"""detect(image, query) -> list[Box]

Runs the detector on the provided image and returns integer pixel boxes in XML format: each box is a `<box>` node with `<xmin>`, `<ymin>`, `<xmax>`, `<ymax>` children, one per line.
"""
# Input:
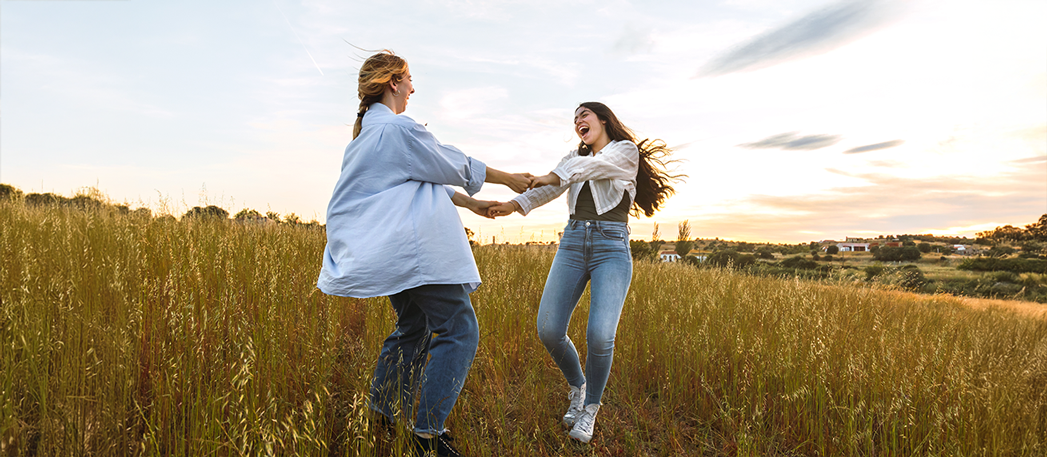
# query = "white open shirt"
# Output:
<box><xmin>512</xmin><ymin>140</ymin><xmax>639</xmax><ymax>217</ymax></box>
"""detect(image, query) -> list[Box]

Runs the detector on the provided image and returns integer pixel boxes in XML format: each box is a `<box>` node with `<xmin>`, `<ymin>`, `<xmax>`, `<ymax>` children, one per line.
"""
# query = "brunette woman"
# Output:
<box><xmin>488</xmin><ymin>102</ymin><xmax>678</xmax><ymax>443</ymax></box>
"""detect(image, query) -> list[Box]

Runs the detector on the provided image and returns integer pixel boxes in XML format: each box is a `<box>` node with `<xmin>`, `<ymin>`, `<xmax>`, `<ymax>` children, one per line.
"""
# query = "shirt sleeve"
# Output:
<box><xmin>551</xmin><ymin>141</ymin><xmax>638</xmax><ymax>185</ymax></box>
<box><xmin>511</xmin><ymin>181</ymin><xmax>569</xmax><ymax>216</ymax></box>
<box><xmin>401</xmin><ymin>123</ymin><xmax>487</xmax><ymax>196</ymax></box>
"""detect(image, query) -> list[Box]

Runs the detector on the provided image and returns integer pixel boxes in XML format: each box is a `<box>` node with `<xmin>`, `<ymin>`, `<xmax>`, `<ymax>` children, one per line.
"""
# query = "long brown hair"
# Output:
<box><xmin>576</xmin><ymin>102</ymin><xmax>683</xmax><ymax>218</ymax></box>
<box><xmin>353</xmin><ymin>50</ymin><xmax>408</xmax><ymax>139</ymax></box>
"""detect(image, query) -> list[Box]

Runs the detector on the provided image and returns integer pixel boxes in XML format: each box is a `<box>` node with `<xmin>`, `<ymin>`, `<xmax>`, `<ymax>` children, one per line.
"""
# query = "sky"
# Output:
<box><xmin>2</xmin><ymin>0</ymin><xmax>1045</xmax><ymax>244</ymax></box>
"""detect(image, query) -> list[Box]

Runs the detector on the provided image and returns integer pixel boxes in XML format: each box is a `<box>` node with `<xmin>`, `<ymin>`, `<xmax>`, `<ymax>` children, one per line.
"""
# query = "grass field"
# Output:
<box><xmin>2</xmin><ymin>201</ymin><xmax>1047</xmax><ymax>456</ymax></box>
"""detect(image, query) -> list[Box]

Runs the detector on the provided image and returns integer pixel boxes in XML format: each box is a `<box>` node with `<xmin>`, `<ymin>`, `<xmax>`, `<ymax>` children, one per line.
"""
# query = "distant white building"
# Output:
<box><xmin>837</xmin><ymin>242</ymin><xmax>871</xmax><ymax>252</ymax></box>
<box><xmin>659</xmin><ymin>251</ymin><xmax>681</xmax><ymax>262</ymax></box>
<box><xmin>953</xmin><ymin>245</ymin><xmax>976</xmax><ymax>255</ymax></box>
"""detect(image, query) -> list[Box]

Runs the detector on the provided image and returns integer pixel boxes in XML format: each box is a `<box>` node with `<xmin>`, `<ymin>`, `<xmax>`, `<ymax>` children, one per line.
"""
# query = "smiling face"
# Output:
<box><xmin>574</xmin><ymin>106</ymin><xmax>611</xmax><ymax>152</ymax></box>
<box><xmin>391</xmin><ymin>67</ymin><xmax>414</xmax><ymax>114</ymax></box>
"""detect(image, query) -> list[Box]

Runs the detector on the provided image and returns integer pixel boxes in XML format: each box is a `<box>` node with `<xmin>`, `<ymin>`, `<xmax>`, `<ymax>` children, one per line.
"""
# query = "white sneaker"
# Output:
<box><xmin>568</xmin><ymin>404</ymin><xmax>600</xmax><ymax>443</ymax></box>
<box><xmin>562</xmin><ymin>383</ymin><xmax>586</xmax><ymax>427</ymax></box>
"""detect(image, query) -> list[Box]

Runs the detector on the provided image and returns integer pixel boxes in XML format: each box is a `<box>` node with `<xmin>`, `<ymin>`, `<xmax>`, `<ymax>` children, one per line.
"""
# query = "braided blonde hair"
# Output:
<box><xmin>353</xmin><ymin>50</ymin><xmax>408</xmax><ymax>138</ymax></box>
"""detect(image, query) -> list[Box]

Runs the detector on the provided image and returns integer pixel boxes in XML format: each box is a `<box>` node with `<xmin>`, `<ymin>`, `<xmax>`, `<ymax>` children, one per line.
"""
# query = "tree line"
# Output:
<box><xmin>976</xmin><ymin>214</ymin><xmax>1047</xmax><ymax>243</ymax></box>
<box><xmin>0</xmin><ymin>183</ymin><xmax>319</xmax><ymax>227</ymax></box>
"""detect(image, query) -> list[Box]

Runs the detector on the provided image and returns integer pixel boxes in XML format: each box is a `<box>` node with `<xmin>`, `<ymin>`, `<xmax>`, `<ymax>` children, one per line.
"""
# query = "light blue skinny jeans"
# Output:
<box><xmin>537</xmin><ymin>219</ymin><xmax>632</xmax><ymax>407</ymax></box>
<box><xmin>369</xmin><ymin>284</ymin><xmax>479</xmax><ymax>435</ymax></box>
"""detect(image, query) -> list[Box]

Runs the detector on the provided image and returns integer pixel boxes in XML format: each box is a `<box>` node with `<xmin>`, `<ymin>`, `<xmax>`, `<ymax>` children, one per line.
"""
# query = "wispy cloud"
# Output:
<box><xmin>611</xmin><ymin>25</ymin><xmax>655</xmax><ymax>57</ymax></box>
<box><xmin>698</xmin><ymin>0</ymin><xmax>901</xmax><ymax>77</ymax></box>
<box><xmin>867</xmin><ymin>160</ymin><xmax>904</xmax><ymax>168</ymax></box>
<box><xmin>679</xmin><ymin>164</ymin><xmax>1046</xmax><ymax>242</ymax></box>
<box><xmin>1011</xmin><ymin>155</ymin><xmax>1047</xmax><ymax>164</ymax></box>
<box><xmin>739</xmin><ymin>132</ymin><xmax>842</xmax><ymax>150</ymax></box>
<box><xmin>844</xmin><ymin>139</ymin><xmax>905</xmax><ymax>154</ymax></box>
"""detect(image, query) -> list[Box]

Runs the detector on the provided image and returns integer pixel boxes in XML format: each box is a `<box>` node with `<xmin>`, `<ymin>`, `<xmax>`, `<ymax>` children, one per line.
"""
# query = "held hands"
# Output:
<box><xmin>528</xmin><ymin>173</ymin><xmax>560</xmax><ymax>189</ymax></box>
<box><xmin>503</xmin><ymin>172</ymin><xmax>536</xmax><ymax>194</ymax></box>
<box><xmin>466</xmin><ymin>199</ymin><xmax>502</xmax><ymax>219</ymax></box>
<box><xmin>486</xmin><ymin>201</ymin><xmax>519</xmax><ymax>218</ymax></box>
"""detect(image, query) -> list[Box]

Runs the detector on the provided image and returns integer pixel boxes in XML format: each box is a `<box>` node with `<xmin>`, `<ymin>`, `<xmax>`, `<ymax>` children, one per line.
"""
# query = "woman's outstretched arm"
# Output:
<box><xmin>535</xmin><ymin>141</ymin><xmax>638</xmax><ymax>188</ymax></box>
<box><xmin>485</xmin><ymin>167</ymin><xmax>535</xmax><ymax>194</ymax></box>
<box><xmin>450</xmin><ymin>189</ymin><xmax>501</xmax><ymax>219</ymax></box>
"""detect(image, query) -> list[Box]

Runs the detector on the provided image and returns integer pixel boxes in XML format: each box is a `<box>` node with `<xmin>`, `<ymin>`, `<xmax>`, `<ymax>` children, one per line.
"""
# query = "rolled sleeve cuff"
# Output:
<box><xmin>444</xmin><ymin>185</ymin><xmax>456</xmax><ymax>199</ymax></box>
<box><xmin>465</xmin><ymin>157</ymin><xmax>486</xmax><ymax>196</ymax></box>
<box><xmin>511</xmin><ymin>196</ymin><xmax>533</xmax><ymax>216</ymax></box>
<box><xmin>552</xmin><ymin>167</ymin><xmax>571</xmax><ymax>185</ymax></box>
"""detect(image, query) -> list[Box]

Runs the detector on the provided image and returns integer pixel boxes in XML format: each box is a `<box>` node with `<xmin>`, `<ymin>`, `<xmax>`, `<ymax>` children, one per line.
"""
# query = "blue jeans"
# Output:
<box><xmin>369</xmin><ymin>284</ymin><xmax>479</xmax><ymax>435</ymax></box>
<box><xmin>537</xmin><ymin>220</ymin><xmax>632</xmax><ymax>406</ymax></box>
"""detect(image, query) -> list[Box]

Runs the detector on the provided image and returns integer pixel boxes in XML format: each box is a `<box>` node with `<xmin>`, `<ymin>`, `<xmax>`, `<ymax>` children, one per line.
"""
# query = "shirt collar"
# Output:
<box><xmin>363</xmin><ymin>102</ymin><xmax>394</xmax><ymax>124</ymax></box>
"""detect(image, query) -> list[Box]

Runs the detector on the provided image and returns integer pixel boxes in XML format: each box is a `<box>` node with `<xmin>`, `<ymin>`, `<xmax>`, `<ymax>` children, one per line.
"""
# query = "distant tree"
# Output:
<box><xmin>25</xmin><ymin>193</ymin><xmax>64</xmax><ymax>206</ymax></box>
<box><xmin>675</xmin><ymin>220</ymin><xmax>693</xmax><ymax>258</ymax></box>
<box><xmin>812</xmin><ymin>252</ymin><xmax>821</xmax><ymax>261</ymax></box>
<box><xmin>706</xmin><ymin>249</ymin><xmax>756</xmax><ymax>269</ymax></box>
<box><xmin>1025</xmin><ymin>214</ymin><xmax>1047</xmax><ymax>241</ymax></box>
<box><xmin>902</xmin><ymin>240</ymin><xmax>916</xmax><ymax>247</ymax></box>
<box><xmin>630</xmin><ymin>240</ymin><xmax>654</xmax><ymax>261</ymax></box>
<box><xmin>235</xmin><ymin>208</ymin><xmax>263</xmax><ymax>221</ymax></box>
<box><xmin>826</xmin><ymin>245</ymin><xmax>840</xmax><ymax>255</ymax></box>
<box><xmin>978</xmin><ymin>224</ymin><xmax>1025</xmax><ymax>243</ymax></box>
<box><xmin>0</xmin><ymin>183</ymin><xmax>23</xmax><ymax>200</ymax></box>
<box><xmin>266</xmin><ymin>211</ymin><xmax>281</xmax><ymax>221</ymax></box>
<box><xmin>809</xmin><ymin>241</ymin><xmax>820</xmax><ymax>250</ymax></box>
<box><xmin>649</xmin><ymin>222</ymin><xmax>663</xmax><ymax>253</ymax></box>
<box><xmin>184</xmin><ymin>205</ymin><xmax>229</xmax><ymax>220</ymax></box>
<box><xmin>735</xmin><ymin>242</ymin><xmax>754</xmax><ymax>252</ymax></box>
<box><xmin>754</xmin><ymin>247</ymin><xmax>775</xmax><ymax>260</ymax></box>
<box><xmin>917</xmin><ymin>243</ymin><xmax>932</xmax><ymax>254</ymax></box>
<box><xmin>283</xmin><ymin>213</ymin><xmax>301</xmax><ymax>225</ymax></box>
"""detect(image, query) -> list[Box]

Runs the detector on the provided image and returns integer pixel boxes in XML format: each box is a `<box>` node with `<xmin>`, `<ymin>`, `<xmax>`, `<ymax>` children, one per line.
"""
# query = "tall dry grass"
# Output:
<box><xmin>2</xmin><ymin>200</ymin><xmax>1046</xmax><ymax>456</ymax></box>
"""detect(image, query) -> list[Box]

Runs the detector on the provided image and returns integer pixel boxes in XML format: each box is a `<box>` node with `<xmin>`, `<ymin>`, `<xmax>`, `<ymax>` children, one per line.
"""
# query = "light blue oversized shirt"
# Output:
<box><xmin>317</xmin><ymin>103</ymin><xmax>487</xmax><ymax>298</ymax></box>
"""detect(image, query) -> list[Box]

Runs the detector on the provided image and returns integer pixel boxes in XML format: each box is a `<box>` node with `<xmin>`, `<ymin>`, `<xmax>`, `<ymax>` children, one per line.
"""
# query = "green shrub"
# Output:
<box><xmin>873</xmin><ymin>246</ymin><xmax>922</xmax><ymax>261</ymax></box>
<box><xmin>705</xmin><ymin>249</ymin><xmax>756</xmax><ymax>268</ymax></box>
<box><xmin>864</xmin><ymin>264</ymin><xmax>886</xmax><ymax>281</ymax></box>
<box><xmin>958</xmin><ymin>257</ymin><xmax>1047</xmax><ymax>274</ymax></box>
<box><xmin>780</xmin><ymin>256</ymin><xmax>818</xmax><ymax>270</ymax></box>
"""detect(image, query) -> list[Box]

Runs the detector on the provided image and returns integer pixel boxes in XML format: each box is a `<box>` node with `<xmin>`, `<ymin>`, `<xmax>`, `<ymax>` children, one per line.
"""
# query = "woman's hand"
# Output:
<box><xmin>467</xmin><ymin>200</ymin><xmax>502</xmax><ymax>219</ymax></box>
<box><xmin>503</xmin><ymin>172</ymin><xmax>535</xmax><ymax>193</ymax></box>
<box><xmin>452</xmin><ymin>191</ymin><xmax>500</xmax><ymax>219</ymax></box>
<box><xmin>529</xmin><ymin>173</ymin><xmax>561</xmax><ymax>189</ymax></box>
<box><xmin>486</xmin><ymin>201</ymin><xmax>520</xmax><ymax>218</ymax></box>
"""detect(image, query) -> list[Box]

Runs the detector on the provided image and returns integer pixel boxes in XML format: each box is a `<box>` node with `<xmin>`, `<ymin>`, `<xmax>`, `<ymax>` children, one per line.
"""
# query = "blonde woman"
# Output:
<box><xmin>317</xmin><ymin>50</ymin><xmax>532</xmax><ymax>457</ymax></box>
